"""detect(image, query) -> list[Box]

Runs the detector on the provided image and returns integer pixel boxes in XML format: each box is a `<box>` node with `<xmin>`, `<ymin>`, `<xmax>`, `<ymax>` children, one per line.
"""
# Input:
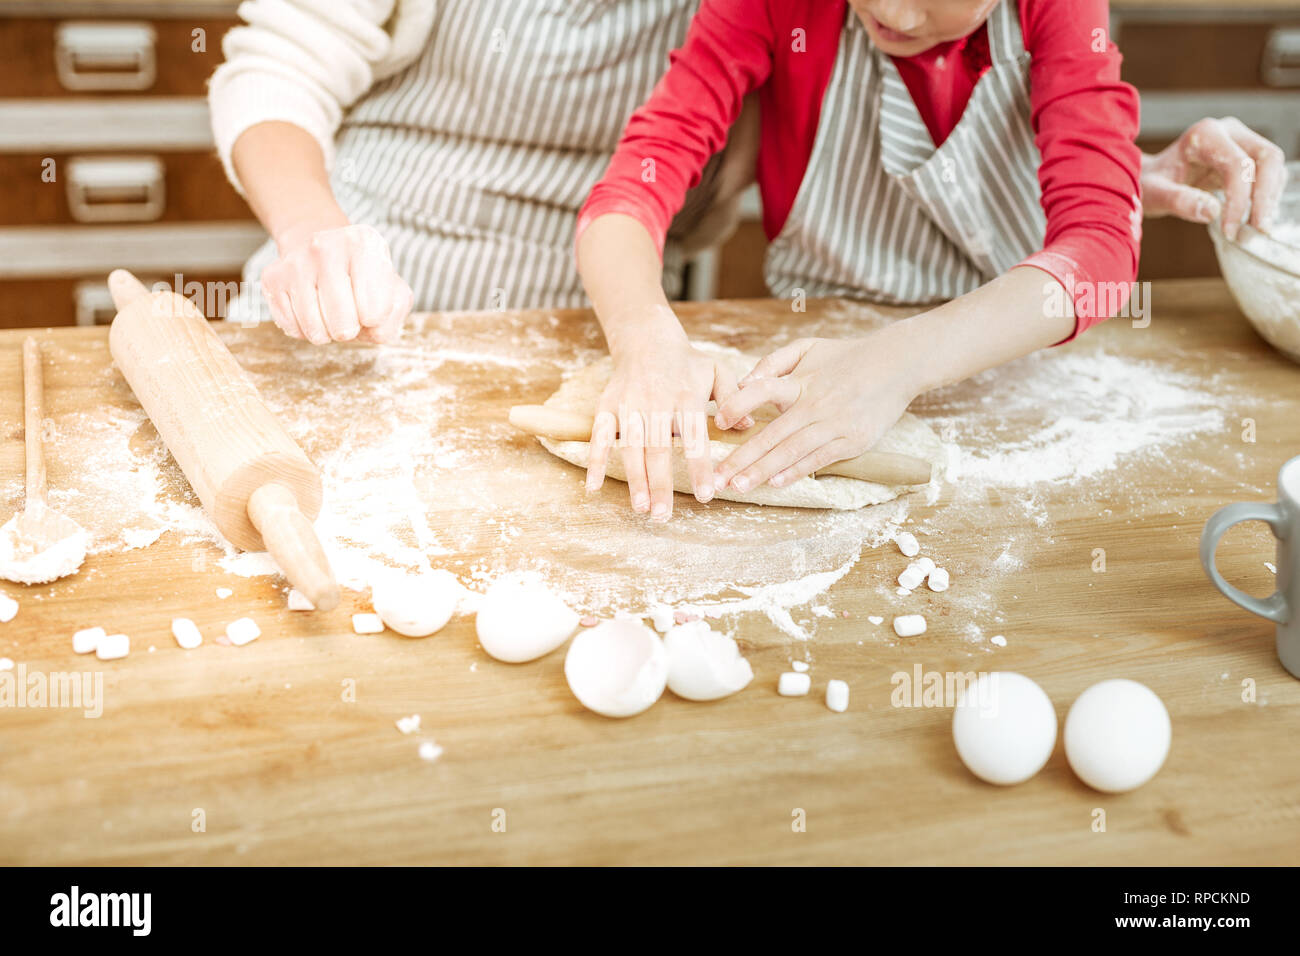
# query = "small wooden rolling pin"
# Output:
<box><xmin>107</xmin><ymin>270</ymin><xmax>340</xmax><ymax>611</ymax></box>
<box><xmin>509</xmin><ymin>404</ymin><xmax>932</xmax><ymax>486</ymax></box>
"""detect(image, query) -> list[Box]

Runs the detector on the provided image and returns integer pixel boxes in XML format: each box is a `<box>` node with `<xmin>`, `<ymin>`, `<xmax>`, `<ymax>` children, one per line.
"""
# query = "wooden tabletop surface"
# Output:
<box><xmin>0</xmin><ymin>277</ymin><xmax>1297</xmax><ymax>865</ymax></box>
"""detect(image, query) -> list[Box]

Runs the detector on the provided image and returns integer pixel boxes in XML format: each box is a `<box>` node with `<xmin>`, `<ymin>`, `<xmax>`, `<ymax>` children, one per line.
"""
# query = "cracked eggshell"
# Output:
<box><xmin>372</xmin><ymin>569</ymin><xmax>463</xmax><ymax>638</ymax></box>
<box><xmin>476</xmin><ymin>572</ymin><xmax>579</xmax><ymax>662</ymax></box>
<box><xmin>663</xmin><ymin>620</ymin><xmax>753</xmax><ymax>701</ymax></box>
<box><xmin>564</xmin><ymin>618</ymin><xmax>668</xmax><ymax>718</ymax></box>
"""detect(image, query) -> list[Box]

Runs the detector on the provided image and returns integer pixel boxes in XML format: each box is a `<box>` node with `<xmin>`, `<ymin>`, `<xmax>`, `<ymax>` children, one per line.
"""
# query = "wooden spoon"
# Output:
<box><xmin>0</xmin><ymin>338</ymin><xmax>89</xmax><ymax>584</ymax></box>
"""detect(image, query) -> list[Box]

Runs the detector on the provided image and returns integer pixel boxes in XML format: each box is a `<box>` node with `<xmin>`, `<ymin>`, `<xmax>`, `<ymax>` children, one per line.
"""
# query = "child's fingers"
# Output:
<box><xmin>732</xmin><ymin>422</ymin><xmax>835</xmax><ymax>492</ymax></box>
<box><xmin>769</xmin><ymin>437</ymin><xmax>856</xmax><ymax>489</ymax></box>
<box><xmin>678</xmin><ymin>406</ymin><xmax>714</xmax><ymax>503</ymax></box>
<box><xmin>585</xmin><ymin>409</ymin><xmax>617</xmax><ymax>492</ymax></box>
<box><xmin>740</xmin><ymin>339</ymin><xmax>812</xmax><ymax>385</ymax></box>
<box><xmin>715</xmin><ymin>376</ymin><xmax>800</xmax><ymax>428</ymax></box>
<box><xmin>713</xmin><ymin>410</ymin><xmax>802</xmax><ymax>490</ymax></box>
<box><xmin>619</xmin><ymin>409</ymin><xmax>651</xmax><ymax>514</ymax></box>
<box><xmin>711</xmin><ymin>363</ymin><xmax>752</xmax><ymax>431</ymax></box>
<box><xmin>645</xmin><ymin>442</ymin><xmax>674</xmax><ymax>520</ymax></box>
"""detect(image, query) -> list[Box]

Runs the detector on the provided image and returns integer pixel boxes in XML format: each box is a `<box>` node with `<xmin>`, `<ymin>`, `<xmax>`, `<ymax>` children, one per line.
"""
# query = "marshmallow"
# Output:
<box><xmin>171</xmin><ymin>618</ymin><xmax>202</xmax><ymax>649</ymax></box>
<box><xmin>893</xmin><ymin>614</ymin><xmax>927</xmax><ymax>637</ymax></box>
<box><xmin>928</xmin><ymin>567</ymin><xmax>950</xmax><ymax>592</ymax></box>
<box><xmin>826</xmin><ymin>679</ymin><xmax>849</xmax><ymax>713</ymax></box>
<box><xmin>96</xmin><ymin>633</ymin><xmax>130</xmax><ymax>660</ymax></box>
<box><xmin>287</xmin><ymin>589</ymin><xmax>314</xmax><ymax>611</ymax></box>
<box><xmin>227</xmin><ymin>618</ymin><xmax>261</xmax><ymax>646</ymax></box>
<box><xmin>778</xmin><ymin>672</ymin><xmax>812</xmax><ymax>696</ymax></box>
<box><xmin>73</xmin><ymin>626</ymin><xmax>106</xmax><ymax>654</ymax></box>
<box><xmin>352</xmin><ymin>613</ymin><xmax>384</xmax><ymax>635</ymax></box>
<box><xmin>895</xmin><ymin>532</ymin><xmax>919</xmax><ymax>557</ymax></box>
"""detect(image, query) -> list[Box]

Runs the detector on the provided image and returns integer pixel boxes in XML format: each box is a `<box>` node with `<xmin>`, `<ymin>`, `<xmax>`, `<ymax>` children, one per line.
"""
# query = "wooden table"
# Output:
<box><xmin>0</xmin><ymin>278</ymin><xmax>1297</xmax><ymax>865</ymax></box>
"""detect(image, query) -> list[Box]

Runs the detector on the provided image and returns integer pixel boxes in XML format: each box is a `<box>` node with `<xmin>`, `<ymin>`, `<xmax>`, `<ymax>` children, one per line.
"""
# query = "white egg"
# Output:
<box><xmin>1065</xmin><ymin>679</ymin><xmax>1171</xmax><ymax>793</ymax></box>
<box><xmin>663</xmin><ymin>620</ymin><xmax>753</xmax><ymax>701</ymax></box>
<box><xmin>475</xmin><ymin>573</ymin><xmax>579</xmax><ymax>662</ymax></box>
<box><xmin>564</xmin><ymin>618</ymin><xmax>668</xmax><ymax>718</ymax></box>
<box><xmin>952</xmin><ymin>672</ymin><xmax>1057</xmax><ymax>786</ymax></box>
<box><xmin>371</xmin><ymin>569</ymin><xmax>463</xmax><ymax>638</ymax></box>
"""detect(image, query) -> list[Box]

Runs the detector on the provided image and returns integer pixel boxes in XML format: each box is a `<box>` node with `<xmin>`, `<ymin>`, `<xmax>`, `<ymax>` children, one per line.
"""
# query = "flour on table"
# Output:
<box><xmin>11</xmin><ymin>308</ymin><xmax>1236</xmax><ymax>650</ymax></box>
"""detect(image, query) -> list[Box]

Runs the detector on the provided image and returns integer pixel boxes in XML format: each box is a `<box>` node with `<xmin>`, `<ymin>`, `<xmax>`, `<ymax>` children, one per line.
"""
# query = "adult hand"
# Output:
<box><xmin>261</xmin><ymin>222</ymin><xmax>414</xmax><ymax>344</ymax></box>
<box><xmin>1141</xmin><ymin>117</ymin><xmax>1288</xmax><ymax>239</ymax></box>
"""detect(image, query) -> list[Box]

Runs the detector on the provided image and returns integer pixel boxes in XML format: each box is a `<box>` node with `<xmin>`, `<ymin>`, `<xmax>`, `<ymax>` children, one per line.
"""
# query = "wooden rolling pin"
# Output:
<box><xmin>509</xmin><ymin>404</ymin><xmax>932</xmax><ymax>486</ymax></box>
<box><xmin>107</xmin><ymin>270</ymin><xmax>340</xmax><ymax>611</ymax></box>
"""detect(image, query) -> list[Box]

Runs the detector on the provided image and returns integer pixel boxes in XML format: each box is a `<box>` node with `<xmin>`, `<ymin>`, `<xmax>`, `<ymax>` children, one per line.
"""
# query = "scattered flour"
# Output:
<box><xmin>9</xmin><ymin>310</ymin><xmax>1235</xmax><ymax>650</ymax></box>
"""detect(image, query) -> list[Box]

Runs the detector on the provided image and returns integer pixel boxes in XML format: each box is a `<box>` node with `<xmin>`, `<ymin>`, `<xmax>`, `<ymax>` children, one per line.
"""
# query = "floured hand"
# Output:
<box><xmin>1141</xmin><ymin>118</ymin><xmax>1288</xmax><ymax>238</ymax></box>
<box><xmin>587</xmin><ymin>317</ymin><xmax>748</xmax><ymax>520</ymax></box>
<box><xmin>713</xmin><ymin>331</ymin><xmax>918</xmax><ymax>494</ymax></box>
<box><xmin>261</xmin><ymin>223</ymin><xmax>414</xmax><ymax>345</ymax></box>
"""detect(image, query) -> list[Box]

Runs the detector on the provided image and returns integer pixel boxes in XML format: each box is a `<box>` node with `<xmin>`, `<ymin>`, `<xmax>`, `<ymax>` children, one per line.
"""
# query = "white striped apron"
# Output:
<box><xmin>232</xmin><ymin>0</ymin><xmax>697</xmax><ymax>323</ymax></box>
<box><xmin>765</xmin><ymin>0</ymin><xmax>1045</xmax><ymax>305</ymax></box>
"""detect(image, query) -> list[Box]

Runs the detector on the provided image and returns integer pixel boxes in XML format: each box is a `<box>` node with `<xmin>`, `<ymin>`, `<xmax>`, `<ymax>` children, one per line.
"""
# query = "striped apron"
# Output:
<box><xmin>765</xmin><ymin>0</ymin><xmax>1045</xmax><ymax>305</ymax></box>
<box><xmin>231</xmin><ymin>0</ymin><xmax>698</xmax><ymax>323</ymax></box>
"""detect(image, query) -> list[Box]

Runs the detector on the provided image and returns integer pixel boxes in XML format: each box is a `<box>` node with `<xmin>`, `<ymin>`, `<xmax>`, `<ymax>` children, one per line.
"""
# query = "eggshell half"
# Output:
<box><xmin>476</xmin><ymin>573</ymin><xmax>579</xmax><ymax>662</ymax></box>
<box><xmin>663</xmin><ymin>620</ymin><xmax>753</xmax><ymax>701</ymax></box>
<box><xmin>372</xmin><ymin>569</ymin><xmax>463</xmax><ymax>638</ymax></box>
<box><xmin>564</xmin><ymin>618</ymin><xmax>668</xmax><ymax>717</ymax></box>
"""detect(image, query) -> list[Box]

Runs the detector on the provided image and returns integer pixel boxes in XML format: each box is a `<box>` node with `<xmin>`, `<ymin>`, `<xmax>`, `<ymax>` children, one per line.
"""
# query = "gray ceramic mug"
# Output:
<box><xmin>1200</xmin><ymin>455</ymin><xmax>1298</xmax><ymax>679</ymax></box>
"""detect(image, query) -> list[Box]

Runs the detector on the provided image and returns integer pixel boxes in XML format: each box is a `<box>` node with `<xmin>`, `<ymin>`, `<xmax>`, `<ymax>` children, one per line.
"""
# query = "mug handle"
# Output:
<box><xmin>1200</xmin><ymin>502</ymin><xmax>1291</xmax><ymax>624</ymax></box>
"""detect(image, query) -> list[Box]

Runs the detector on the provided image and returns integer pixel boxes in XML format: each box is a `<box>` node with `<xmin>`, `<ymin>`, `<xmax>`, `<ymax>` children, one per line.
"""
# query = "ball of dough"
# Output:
<box><xmin>952</xmin><ymin>672</ymin><xmax>1057</xmax><ymax>786</ymax></box>
<box><xmin>371</xmin><ymin>569</ymin><xmax>462</xmax><ymax>638</ymax></box>
<box><xmin>564</xmin><ymin>618</ymin><xmax>668</xmax><ymax>718</ymax></box>
<box><xmin>1064</xmin><ymin>679</ymin><xmax>1171</xmax><ymax>793</ymax></box>
<box><xmin>475</xmin><ymin>573</ymin><xmax>579</xmax><ymax>663</ymax></box>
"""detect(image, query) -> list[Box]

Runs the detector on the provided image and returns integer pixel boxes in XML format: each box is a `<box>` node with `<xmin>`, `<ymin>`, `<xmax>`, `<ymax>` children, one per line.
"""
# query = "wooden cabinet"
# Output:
<box><xmin>0</xmin><ymin>2</ymin><xmax>263</xmax><ymax>328</ymax></box>
<box><xmin>0</xmin><ymin>15</ymin><xmax>235</xmax><ymax>97</ymax></box>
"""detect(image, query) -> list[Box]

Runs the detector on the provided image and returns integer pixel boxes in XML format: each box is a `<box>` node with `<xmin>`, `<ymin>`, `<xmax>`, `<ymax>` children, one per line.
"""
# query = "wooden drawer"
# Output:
<box><xmin>1120</xmin><ymin>21</ymin><xmax>1300</xmax><ymax>91</ymax></box>
<box><xmin>0</xmin><ymin>150</ymin><xmax>252</xmax><ymax>226</ymax></box>
<box><xmin>0</xmin><ymin>272</ymin><xmax>247</xmax><ymax>327</ymax></box>
<box><xmin>0</xmin><ymin>16</ymin><xmax>237</xmax><ymax>97</ymax></box>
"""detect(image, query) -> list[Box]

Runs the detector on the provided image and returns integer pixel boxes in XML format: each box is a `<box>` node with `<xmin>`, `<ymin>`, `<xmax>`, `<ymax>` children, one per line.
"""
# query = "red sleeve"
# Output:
<box><xmin>576</xmin><ymin>0</ymin><xmax>776</xmax><ymax>257</ymax></box>
<box><xmin>1016</xmin><ymin>0</ymin><xmax>1143</xmax><ymax>341</ymax></box>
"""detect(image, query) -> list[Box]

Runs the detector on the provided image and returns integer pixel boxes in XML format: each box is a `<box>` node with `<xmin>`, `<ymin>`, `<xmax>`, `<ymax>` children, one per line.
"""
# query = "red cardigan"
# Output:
<box><xmin>579</xmin><ymin>0</ymin><xmax>1143</xmax><ymax>337</ymax></box>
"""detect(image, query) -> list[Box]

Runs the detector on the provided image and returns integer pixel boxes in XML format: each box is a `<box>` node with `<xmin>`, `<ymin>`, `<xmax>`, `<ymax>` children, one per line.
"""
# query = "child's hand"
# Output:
<box><xmin>587</xmin><ymin>331</ymin><xmax>747</xmax><ymax>520</ymax></box>
<box><xmin>712</xmin><ymin>334</ymin><xmax>919</xmax><ymax>492</ymax></box>
<box><xmin>261</xmin><ymin>223</ymin><xmax>414</xmax><ymax>345</ymax></box>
